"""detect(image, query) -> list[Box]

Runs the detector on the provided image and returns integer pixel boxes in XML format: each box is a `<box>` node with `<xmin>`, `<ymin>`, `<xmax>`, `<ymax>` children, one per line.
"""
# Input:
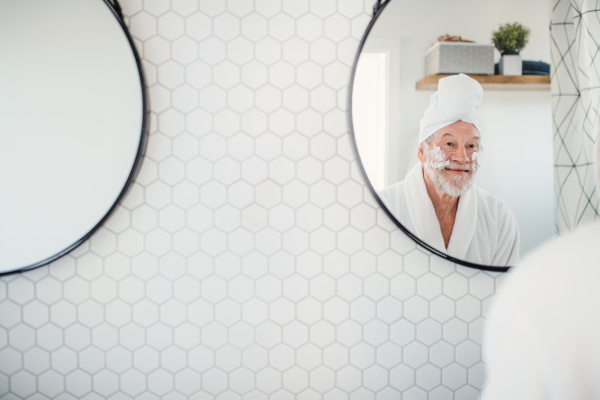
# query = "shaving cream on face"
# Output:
<box><xmin>427</xmin><ymin>145</ymin><xmax>450</xmax><ymax>170</ymax></box>
<box><xmin>471</xmin><ymin>151</ymin><xmax>480</xmax><ymax>171</ymax></box>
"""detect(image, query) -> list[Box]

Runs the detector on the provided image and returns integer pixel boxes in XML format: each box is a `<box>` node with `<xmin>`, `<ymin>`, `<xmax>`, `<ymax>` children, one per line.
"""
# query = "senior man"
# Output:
<box><xmin>378</xmin><ymin>74</ymin><xmax>520</xmax><ymax>266</ymax></box>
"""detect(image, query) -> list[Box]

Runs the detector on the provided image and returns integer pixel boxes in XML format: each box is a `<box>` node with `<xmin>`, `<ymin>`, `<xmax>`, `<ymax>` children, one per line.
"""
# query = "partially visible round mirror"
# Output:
<box><xmin>350</xmin><ymin>0</ymin><xmax>554</xmax><ymax>270</ymax></box>
<box><xmin>0</xmin><ymin>0</ymin><xmax>147</xmax><ymax>274</ymax></box>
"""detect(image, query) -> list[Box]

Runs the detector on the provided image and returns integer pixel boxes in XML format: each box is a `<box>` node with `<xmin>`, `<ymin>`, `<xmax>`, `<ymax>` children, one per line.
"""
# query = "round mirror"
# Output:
<box><xmin>350</xmin><ymin>0</ymin><xmax>554</xmax><ymax>270</ymax></box>
<box><xmin>0</xmin><ymin>0</ymin><xmax>147</xmax><ymax>274</ymax></box>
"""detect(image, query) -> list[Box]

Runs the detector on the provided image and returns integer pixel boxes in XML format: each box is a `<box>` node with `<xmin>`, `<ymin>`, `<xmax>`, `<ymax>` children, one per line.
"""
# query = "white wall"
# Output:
<box><xmin>0</xmin><ymin>1</ymin><xmax>512</xmax><ymax>399</ymax></box>
<box><xmin>364</xmin><ymin>0</ymin><xmax>556</xmax><ymax>255</ymax></box>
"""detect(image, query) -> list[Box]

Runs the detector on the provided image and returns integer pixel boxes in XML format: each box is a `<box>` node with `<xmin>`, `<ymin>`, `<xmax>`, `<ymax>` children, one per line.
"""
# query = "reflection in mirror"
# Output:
<box><xmin>352</xmin><ymin>0</ymin><xmax>555</xmax><ymax>267</ymax></box>
<box><xmin>0</xmin><ymin>0</ymin><xmax>146</xmax><ymax>274</ymax></box>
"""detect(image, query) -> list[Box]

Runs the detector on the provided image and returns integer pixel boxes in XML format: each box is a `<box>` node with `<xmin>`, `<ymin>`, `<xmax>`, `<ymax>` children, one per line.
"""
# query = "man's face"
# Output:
<box><xmin>418</xmin><ymin>120</ymin><xmax>481</xmax><ymax>197</ymax></box>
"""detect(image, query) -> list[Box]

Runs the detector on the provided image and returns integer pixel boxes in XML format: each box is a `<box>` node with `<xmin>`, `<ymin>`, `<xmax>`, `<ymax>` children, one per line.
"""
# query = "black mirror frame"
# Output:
<box><xmin>2</xmin><ymin>0</ymin><xmax>149</xmax><ymax>276</ymax></box>
<box><xmin>346</xmin><ymin>0</ymin><xmax>510</xmax><ymax>273</ymax></box>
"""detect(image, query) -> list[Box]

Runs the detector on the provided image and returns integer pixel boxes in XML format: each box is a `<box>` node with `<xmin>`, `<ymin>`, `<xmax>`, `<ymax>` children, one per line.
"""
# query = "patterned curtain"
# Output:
<box><xmin>551</xmin><ymin>0</ymin><xmax>600</xmax><ymax>233</ymax></box>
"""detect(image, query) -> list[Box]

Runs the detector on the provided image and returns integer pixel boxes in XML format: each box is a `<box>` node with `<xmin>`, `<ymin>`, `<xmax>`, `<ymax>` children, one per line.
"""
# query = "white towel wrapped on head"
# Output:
<box><xmin>419</xmin><ymin>73</ymin><xmax>485</xmax><ymax>143</ymax></box>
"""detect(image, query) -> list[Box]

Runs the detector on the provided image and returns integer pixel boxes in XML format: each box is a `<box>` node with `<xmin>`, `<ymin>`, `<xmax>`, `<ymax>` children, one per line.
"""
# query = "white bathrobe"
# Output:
<box><xmin>378</xmin><ymin>162</ymin><xmax>520</xmax><ymax>266</ymax></box>
<box><xmin>481</xmin><ymin>222</ymin><xmax>600</xmax><ymax>399</ymax></box>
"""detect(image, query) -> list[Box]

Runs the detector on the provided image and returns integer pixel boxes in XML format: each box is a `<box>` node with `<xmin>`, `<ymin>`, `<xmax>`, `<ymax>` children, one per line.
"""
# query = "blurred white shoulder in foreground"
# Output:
<box><xmin>481</xmin><ymin>222</ymin><xmax>600</xmax><ymax>400</ymax></box>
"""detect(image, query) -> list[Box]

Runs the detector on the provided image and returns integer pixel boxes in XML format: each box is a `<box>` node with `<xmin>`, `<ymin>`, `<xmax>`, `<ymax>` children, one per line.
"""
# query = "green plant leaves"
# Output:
<box><xmin>491</xmin><ymin>22</ymin><xmax>531</xmax><ymax>53</ymax></box>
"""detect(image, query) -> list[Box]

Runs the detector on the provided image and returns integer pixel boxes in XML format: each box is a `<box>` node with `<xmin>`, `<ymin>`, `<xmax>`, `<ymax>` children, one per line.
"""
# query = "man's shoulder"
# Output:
<box><xmin>377</xmin><ymin>180</ymin><xmax>405</xmax><ymax>197</ymax></box>
<box><xmin>377</xmin><ymin>180</ymin><xmax>407</xmax><ymax>211</ymax></box>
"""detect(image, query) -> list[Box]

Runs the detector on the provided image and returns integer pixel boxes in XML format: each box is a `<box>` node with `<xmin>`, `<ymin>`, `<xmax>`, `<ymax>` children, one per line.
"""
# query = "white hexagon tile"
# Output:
<box><xmin>0</xmin><ymin>0</ymin><xmax>504</xmax><ymax>399</ymax></box>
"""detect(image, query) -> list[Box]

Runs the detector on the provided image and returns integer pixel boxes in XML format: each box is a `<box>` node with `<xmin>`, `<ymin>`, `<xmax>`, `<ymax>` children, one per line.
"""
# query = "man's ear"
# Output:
<box><xmin>417</xmin><ymin>143</ymin><xmax>425</xmax><ymax>163</ymax></box>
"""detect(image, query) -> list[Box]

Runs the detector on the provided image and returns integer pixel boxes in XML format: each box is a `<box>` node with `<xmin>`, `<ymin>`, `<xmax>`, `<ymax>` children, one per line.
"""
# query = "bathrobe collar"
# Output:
<box><xmin>404</xmin><ymin>162</ymin><xmax>477</xmax><ymax>258</ymax></box>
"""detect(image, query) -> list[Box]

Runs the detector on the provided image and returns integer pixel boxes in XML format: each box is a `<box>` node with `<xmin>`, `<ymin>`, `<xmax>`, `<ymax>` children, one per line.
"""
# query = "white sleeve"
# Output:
<box><xmin>480</xmin><ymin>293</ymin><xmax>546</xmax><ymax>400</ymax></box>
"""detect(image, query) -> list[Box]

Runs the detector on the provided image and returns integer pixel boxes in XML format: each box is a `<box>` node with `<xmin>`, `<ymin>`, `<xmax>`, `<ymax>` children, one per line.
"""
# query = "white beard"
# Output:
<box><xmin>423</xmin><ymin>146</ymin><xmax>477</xmax><ymax>197</ymax></box>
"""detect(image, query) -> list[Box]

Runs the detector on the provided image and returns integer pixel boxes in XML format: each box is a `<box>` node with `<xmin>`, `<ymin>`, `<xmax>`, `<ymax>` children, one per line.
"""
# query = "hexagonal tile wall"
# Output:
<box><xmin>0</xmin><ymin>0</ymin><xmax>505</xmax><ymax>398</ymax></box>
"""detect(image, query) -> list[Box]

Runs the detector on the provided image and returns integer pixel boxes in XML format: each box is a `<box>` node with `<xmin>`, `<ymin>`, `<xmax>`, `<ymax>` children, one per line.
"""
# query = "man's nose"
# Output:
<box><xmin>452</xmin><ymin>148</ymin><xmax>469</xmax><ymax>163</ymax></box>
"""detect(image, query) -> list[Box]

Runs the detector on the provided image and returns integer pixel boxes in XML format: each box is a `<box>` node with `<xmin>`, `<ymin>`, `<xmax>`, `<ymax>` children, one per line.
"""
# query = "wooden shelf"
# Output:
<box><xmin>416</xmin><ymin>74</ymin><xmax>551</xmax><ymax>91</ymax></box>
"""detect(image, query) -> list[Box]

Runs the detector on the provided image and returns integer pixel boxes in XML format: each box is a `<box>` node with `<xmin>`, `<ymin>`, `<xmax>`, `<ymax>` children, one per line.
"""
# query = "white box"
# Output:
<box><xmin>499</xmin><ymin>54</ymin><xmax>522</xmax><ymax>76</ymax></box>
<box><xmin>425</xmin><ymin>42</ymin><xmax>495</xmax><ymax>76</ymax></box>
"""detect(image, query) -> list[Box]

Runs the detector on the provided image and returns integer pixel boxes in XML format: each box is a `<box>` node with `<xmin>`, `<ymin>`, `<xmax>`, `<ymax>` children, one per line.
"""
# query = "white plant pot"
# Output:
<box><xmin>499</xmin><ymin>54</ymin><xmax>522</xmax><ymax>76</ymax></box>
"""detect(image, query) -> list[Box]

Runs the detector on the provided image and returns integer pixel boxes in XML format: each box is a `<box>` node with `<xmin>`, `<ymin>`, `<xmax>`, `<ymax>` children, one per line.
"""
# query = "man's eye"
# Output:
<box><xmin>468</xmin><ymin>144</ymin><xmax>476</xmax><ymax>148</ymax></box>
<box><xmin>445</xmin><ymin>142</ymin><xmax>452</xmax><ymax>146</ymax></box>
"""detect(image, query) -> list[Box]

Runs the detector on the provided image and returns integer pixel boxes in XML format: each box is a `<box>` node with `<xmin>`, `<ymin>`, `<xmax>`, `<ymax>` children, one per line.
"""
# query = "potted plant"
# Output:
<box><xmin>492</xmin><ymin>22</ymin><xmax>531</xmax><ymax>76</ymax></box>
